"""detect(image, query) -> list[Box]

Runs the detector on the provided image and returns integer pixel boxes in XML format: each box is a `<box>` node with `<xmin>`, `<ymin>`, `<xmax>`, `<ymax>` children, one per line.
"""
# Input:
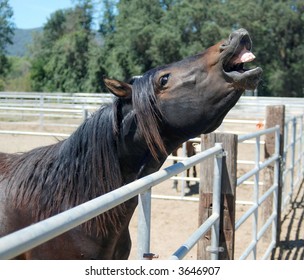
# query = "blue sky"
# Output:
<box><xmin>9</xmin><ymin>0</ymin><xmax>75</xmax><ymax>29</ymax></box>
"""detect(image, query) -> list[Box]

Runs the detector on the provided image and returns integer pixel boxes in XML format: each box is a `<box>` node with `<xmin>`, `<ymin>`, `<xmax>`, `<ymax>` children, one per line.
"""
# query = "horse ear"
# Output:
<box><xmin>103</xmin><ymin>77</ymin><xmax>132</xmax><ymax>98</ymax></box>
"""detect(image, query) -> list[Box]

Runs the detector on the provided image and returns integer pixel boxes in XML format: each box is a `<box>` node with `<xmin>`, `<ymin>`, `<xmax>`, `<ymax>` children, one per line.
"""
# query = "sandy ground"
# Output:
<box><xmin>0</xmin><ymin>121</ymin><xmax>303</xmax><ymax>260</ymax></box>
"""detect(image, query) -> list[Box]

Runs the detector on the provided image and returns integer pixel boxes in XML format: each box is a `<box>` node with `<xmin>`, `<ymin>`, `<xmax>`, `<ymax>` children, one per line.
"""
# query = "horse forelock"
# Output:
<box><xmin>4</xmin><ymin>105</ymin><xmax>126</xmax><ymax>238</ymax></box>
<box><xmin>132</xmin><ymin>73</ymin><xmax>167</xmax><ymax>160</ymax></box>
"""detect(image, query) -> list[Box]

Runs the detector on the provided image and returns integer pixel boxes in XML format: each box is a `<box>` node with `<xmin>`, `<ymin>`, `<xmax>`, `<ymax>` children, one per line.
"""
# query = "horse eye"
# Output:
<box><xmin>159</xmin><ymin>74</ymin><xmax>170</xmax><ymax>87</ymax></box>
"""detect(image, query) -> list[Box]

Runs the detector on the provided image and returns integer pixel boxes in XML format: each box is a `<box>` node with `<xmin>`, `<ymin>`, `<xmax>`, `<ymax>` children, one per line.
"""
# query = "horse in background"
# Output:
<box><xmin>0</xmin><ymin>29</ymin><xmax>262</xmax><ymax>259</ymax></box>
<box><xmin>172</xmin><ymin>141</ymin><xmax>197</xmax><ymax>190</ymax></box>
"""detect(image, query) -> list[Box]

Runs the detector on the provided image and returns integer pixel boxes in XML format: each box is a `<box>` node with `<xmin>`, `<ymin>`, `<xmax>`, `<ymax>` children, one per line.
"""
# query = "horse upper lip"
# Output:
<box><xmin>222</xmin><ymin>32</ymin><xmax>254</xmax><ymax>72</ymax></box>
<box><xmin>221</xmin><ymin>29</ymin><xmax>262</xmax><ymax>89</ymax></box>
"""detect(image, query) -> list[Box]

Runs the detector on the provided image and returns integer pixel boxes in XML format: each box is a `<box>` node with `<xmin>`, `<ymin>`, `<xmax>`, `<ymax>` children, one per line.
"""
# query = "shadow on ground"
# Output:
<box><xmin>272</xmin><ymin>183</ymin><xmax>304</xmax><ymax>260</ymax></box>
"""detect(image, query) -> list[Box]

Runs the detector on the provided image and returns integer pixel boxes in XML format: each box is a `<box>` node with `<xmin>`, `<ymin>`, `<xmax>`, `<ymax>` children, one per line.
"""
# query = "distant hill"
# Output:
<box><xmin>5</xmin><ymin>28</ymin><xmax>103</xmax><ymax>57</ymax></box>
<box><xmin>5</xmin><ymin>27</ymin><xmax>42</xmax><ymax>57</ymax></box>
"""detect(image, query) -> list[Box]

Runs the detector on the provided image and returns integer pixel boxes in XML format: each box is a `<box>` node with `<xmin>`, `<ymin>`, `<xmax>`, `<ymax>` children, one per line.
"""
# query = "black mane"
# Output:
<box><xmin>5</xmin><ymin>104</ymin><xmax>124</xmax><ymax>236</ymax></box>
<box><xmin>3</xmin><ymin>72</ymin><xmax>167</xmax><ymax>237</ymax></box>
<box><xmin>132</xmin><ymin>72</ymin><xmax>167</xmax><ymax>159</ymax></box>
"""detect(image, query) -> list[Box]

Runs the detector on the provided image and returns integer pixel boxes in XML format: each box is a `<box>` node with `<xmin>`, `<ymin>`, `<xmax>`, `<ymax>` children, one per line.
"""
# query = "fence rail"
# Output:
<box><xmin>235</xmin><ymin>126</ymin><xmax>280</xmax><ymax>260</ymax></box>
<box><xmin>0</xmin><ymin>92</ymin><xmax>112</xmax><ymax>104</ymax></box>
<box><xmin>0</xmin><ymin>144</ymin><xmax>224</xmax><ymax>260</ymax></box>
<box><xmin>282</xmin><ymin>115</ymin><xmax>304</xmax><ymax>210</ymax></box>
<box><xmin>0</xmin><ymin>94</ymin><xmax>303</xmax><ymax>260</ymax></box>
<box><xmin>198</xmin><ymin>105</ymin><xmax>303</xmax><ymax>260</ymax></box>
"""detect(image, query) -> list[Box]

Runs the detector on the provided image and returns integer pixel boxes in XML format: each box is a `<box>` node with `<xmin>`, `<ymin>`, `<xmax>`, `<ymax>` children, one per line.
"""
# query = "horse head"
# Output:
<box><xmin>104</xmin><ymin>29</ymin><xmax>262</xmax><ymax>158</ymax></box>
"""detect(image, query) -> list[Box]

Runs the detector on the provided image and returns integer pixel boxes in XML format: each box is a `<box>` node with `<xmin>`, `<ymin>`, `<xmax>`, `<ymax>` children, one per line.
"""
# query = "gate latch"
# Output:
<box><xmin>206</xmin><ymin>246</ymin><xmax>225</xmax><ymax>253</ymax></box>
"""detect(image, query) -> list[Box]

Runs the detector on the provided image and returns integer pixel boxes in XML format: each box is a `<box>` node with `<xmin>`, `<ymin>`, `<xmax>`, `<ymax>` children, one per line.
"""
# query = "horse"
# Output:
<box><xmin>0</xmin><ymin>28</ymin><xmax>262</xmax><ymax>259</ymax></box>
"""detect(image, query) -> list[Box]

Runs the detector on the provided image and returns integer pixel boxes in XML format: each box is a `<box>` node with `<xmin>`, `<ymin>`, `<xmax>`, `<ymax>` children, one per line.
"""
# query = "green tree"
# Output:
<box><xmin>29</xmin><ymin>10</ymin><xmax>66</xmax><ymax>91</ymax></box>
<box><xmin>4</xmin><ymin>56</ymin><xmax>32</xmax><ymax>91</ymax></box>
<box><xmin>101</xmin><ymin>0</ymin><xmax>303</xmax><ymax>97</ymax></box>
<box><xmin>0</xmin><ymin>0</ymin><xmax>14</xmax><ymax>88</ymax></box>
<box><xmin>152</xmin><ymin>0</ymin><xmax>229</xmax><ymax>60</ymax></box>
<box><xmin>83</xmin><ymin>38</ymin><xmax>107</xmax><ymax>92</ymax></box>
<box><xmin>101</xmin><ymin>0</ymin><xmax>231</xmax><ymax>80</ymax></box>
<box><xmin>264</xmin><ymin>0</ymin><xmax>304</xmax><ymax>97</ymax></box>
<box><xmin>30</xmin><ymin>1</ymin><xmax>104</xmax><ymax>92</ymax></box>
<box><xmin>99</xmin><ymin>0</ymin><xmax>117</xmax><ymax>36</ymax></box>
<box><xmin>101</xmin><ymin>0</ymin><xmax>166</xmax><ymax>80</ymax></box>
<box><xmin>29</xmin><ymin>0</ymin><xmax>304</xmax><ymax>96</ymax></box>
<box><xmin>224</xmin><ymin>0</ymin><xmax>304</xmax><ymax>97</ymax></box>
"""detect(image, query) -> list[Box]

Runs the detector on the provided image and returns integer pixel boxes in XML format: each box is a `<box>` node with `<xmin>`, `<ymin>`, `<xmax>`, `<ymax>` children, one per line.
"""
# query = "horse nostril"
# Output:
<box><xmin>229</xmin><ymin>28</ymin><xmax>249</xmax><ymax>42</ymax></box>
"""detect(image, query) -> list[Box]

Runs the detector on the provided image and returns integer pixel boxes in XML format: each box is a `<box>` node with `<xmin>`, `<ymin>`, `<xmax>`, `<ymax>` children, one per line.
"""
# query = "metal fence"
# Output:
<box><xmin>1</xmin><ymin>121</ymin><xmax>299</xmax><ymax>260</ymax></box>
<box><xmin>235</xmin><ymin>126</ymin><xmax>280</xmax><ymax>260</ymax></box>
<box><xmin>0</xmin><ymin>92</ymin><xmax>112</xmax><ymax>108</ymax></box>
<box><xmin>0</xmin><ymin>94</ymin><xmax>303</xmax><ymax>260</ymax></box>
<box><xmin>282</xmin><ymin>115</ymin><xmax>304</xmax><ymax>210</ymax></box>
<box><xmin>0</xmin><ymin>144</ymin><xmax>224</xmax><ymax>260</ymax></box>
<box><xmin>0</xmin><ymin>92</ymin><xmax>110</xmax><ymax>130</ymax></box>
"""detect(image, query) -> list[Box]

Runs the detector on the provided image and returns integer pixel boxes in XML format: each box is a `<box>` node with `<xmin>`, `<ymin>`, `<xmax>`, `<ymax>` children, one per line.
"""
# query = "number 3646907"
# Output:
<box><xmin>178</xmin><ymin>266</ymin><xmax>220</xmax><ymax>276</ymax></box>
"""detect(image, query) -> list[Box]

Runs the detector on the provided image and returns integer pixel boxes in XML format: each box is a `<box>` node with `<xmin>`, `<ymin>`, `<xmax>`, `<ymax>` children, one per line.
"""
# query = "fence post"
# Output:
<box><xmin>137</xmin><ymin>189</ymin><xmax>152</xmax><ymax>259</ymax></box>
<box><xmin>198</xmin><ymin>133</ymin><xmax>237</xmax><ymax>260</ymax></box>
<box><xmin>39</xmin><ymin>94</ymin><xmax>44</xmax><ymax>129</ymax></box>
<box><xmin>290</xmin><ymin>117</ymin><xmax>297</xmax><ymax>196</ymax></box>
<box><xmin>83</xmin><ymin>109</ymin><xmax>89</xmax><ymax>120</ymax></box>
<box><xmin>298</xmin><ymin>116</ymin><xmax>303</xmax><ymax>181</ymax></box>
<box><xmin>263</xmin><ymin>105</ymin><xmax>285</xmax><ymax>244</ymax></box>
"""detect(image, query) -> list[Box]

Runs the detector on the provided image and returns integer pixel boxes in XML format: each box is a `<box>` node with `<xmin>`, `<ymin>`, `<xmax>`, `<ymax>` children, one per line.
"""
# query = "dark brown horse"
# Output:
<box><xmin>0</xmin><ymin>29</ymin><xmax>262</xmax><ymax>259</ymax></box>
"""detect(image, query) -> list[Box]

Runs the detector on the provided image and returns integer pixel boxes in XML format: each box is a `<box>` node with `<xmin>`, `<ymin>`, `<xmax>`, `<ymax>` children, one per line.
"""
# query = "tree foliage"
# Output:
<box><xmin>224</xmin><ymin>0</ymin><xmax>304</xmax><ymax>97</ymax></box>
<box><xmin>0</xmin><ymin>0</ymin><xmax>14</xmax><ymax>51</ymax></box>
<box><xmin>30</xmin><ymin>1</ymin><xmax>104</xmax><ymax>92</ymax></box>
<box><xmin>27</xmin><ymin>0</ymin><xmax>304</xmax><ymax>96</ymax></box>
<box><xmin>0</xmin><ymin>0</ymin><xmax>14</xmax><ymax>87</ymax></box>
<box><xmin>3</xmin><ymin>56</ymin><xmax>31</xmax><ymax>91</ymax></box>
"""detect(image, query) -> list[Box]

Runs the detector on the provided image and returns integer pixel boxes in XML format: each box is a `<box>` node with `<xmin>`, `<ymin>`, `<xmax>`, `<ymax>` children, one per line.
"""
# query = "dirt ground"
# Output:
<box><xmin>0</xmin><ymin>121</ymin><xmax>303</xmax><ymax>260</ymax></box>
<box><xmin>272</xmin><ymin>182</ymin><xmax>304</xmax><ymax>260</ymax></box>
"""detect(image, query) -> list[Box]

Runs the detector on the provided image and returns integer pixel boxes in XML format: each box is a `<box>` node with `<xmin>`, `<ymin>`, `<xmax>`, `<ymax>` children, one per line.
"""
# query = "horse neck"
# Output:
<box><xmin>115</xmin><ymin>98</ymin><xmax>196</xmax><ymax>183</ymax></box>
<box><xmin>57</xmin><ymin>104</ymin><xmax>123</xmax><ymax>199</ymax></box>
<box><xmin>114</xmin><ymin>102</ymin><xmax>167</xmax><ymax>183</ymax></box>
